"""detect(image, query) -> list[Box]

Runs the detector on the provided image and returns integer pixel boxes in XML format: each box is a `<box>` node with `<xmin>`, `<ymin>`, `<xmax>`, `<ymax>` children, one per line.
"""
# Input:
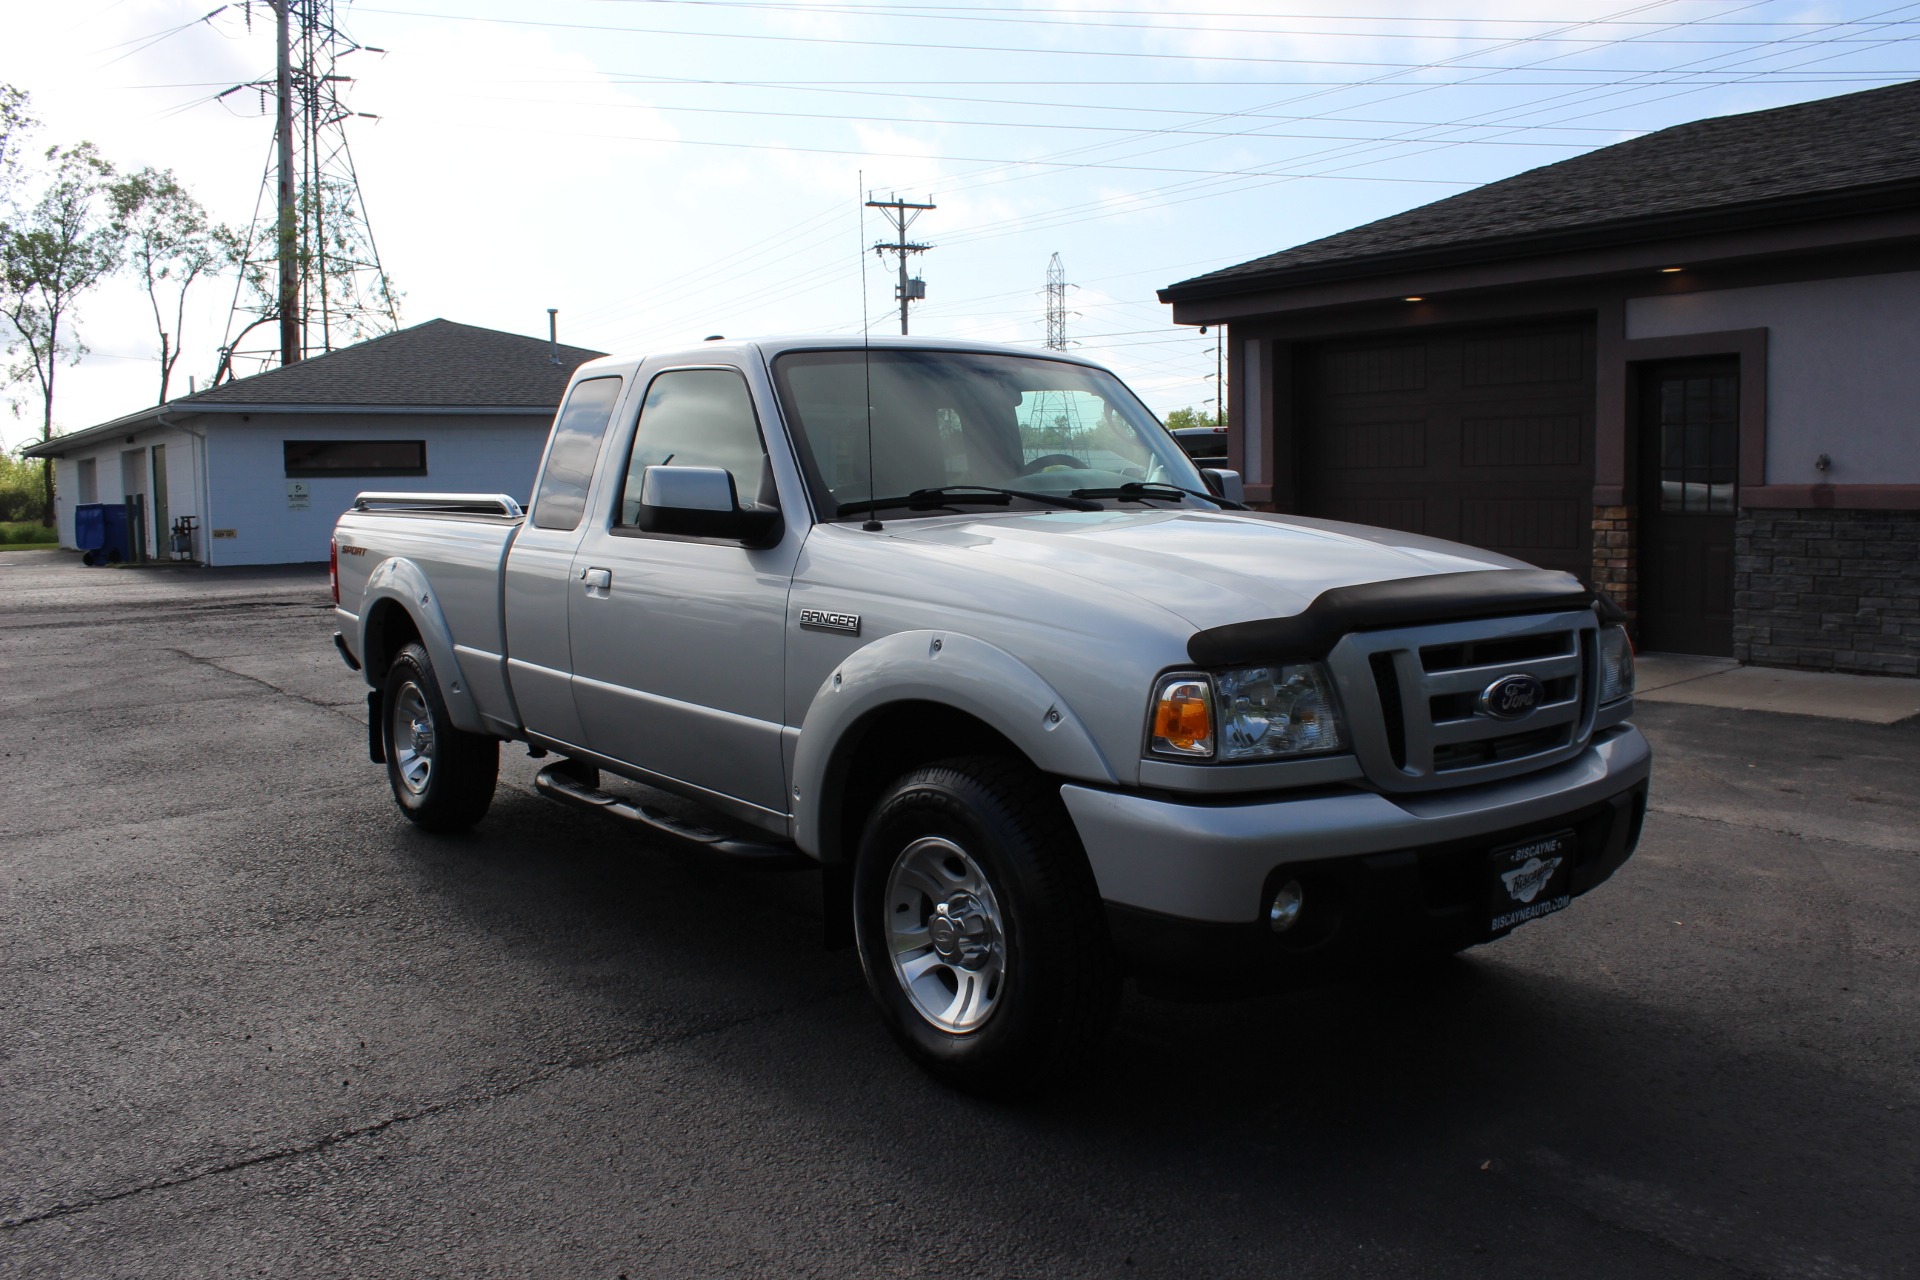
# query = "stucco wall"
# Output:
<box><xmin>1625</xmin><ymin>271</ymin><xmax>1920</xmax><ymax>486</ymax></box>
<box><xmin>202</xmin><ymin>412</ymin><xmax>551</xmax><ymax>565</ymax></box>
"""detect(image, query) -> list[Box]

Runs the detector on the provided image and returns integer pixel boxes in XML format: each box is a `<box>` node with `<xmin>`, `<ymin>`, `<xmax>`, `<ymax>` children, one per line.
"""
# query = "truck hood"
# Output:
<box><xmin>884</xmin><ymin>507</ymin><xmax>1530</xmax><ymax>632</ymax></box>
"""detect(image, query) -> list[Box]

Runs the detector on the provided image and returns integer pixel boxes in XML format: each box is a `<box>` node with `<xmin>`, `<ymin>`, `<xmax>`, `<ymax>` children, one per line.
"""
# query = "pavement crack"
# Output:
<box><xmin>1648</xmin><ymin>801</ymin><xmax>1920</xmax><ymax>854</ymax></box>
<box><xmin>163</xmin><ymin>647</ymin><xmax>362</xmax><ymax>722</ymax></box>
<box><xmin>1636</xmin><ymin>666</ymin><xmax>1738</xmax><ymax>696</ymax></box>
<box><xmin>0</xmin><ymin>995</ymin><xmax>846</xmax><ymax>1233</ymax></box>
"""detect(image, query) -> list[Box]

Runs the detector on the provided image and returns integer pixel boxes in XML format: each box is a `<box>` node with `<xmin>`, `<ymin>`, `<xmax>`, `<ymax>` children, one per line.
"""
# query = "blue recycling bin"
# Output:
<box><xmin>74</xmin><ymin>502</ymin><xmax>130</xmax><ymax>566</ymax></box>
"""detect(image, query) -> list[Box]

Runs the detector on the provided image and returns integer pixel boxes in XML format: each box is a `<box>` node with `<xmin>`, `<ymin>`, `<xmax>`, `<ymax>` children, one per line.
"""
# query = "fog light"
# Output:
<box><xmin>1268</xmin><ymin>880</ymin><xmax>1304</xmax><ymax>933</ymax></box>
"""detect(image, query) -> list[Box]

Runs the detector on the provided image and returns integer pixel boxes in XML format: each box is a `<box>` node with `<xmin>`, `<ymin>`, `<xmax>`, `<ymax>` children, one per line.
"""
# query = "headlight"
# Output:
<box><xmin>1216</xmin><ymin>662</ymin><xmax>1347</xmax><ymax>759</ymax></box>
<box><xmin>1150</xmin><ymin>663</ymin><xmax>1346</xmax><ymax>762</ymax></box>
<box><xmin>1598</xmin><ymin>624</ymin><xmax>1635</xmax><ymax>703</ymax></box>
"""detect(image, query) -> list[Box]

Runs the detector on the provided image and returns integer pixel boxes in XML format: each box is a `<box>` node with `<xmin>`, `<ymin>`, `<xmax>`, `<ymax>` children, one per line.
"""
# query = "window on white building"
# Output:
<box><xmin>283</xmin><ymin>440</ymin><xmax>426</xmax><ymax>478</ymax></box>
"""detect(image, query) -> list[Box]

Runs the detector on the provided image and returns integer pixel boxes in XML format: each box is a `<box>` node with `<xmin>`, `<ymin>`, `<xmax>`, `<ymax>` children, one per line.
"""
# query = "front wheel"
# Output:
<box><xmin>381</xmin><ymin>641</ymin><xmax>498</xmax><ymax>831</ymax></box>
<box><xmin>852</xmin><ymin>757</ymin><xmax>1119</xmax><ymax>1097</ymax></box>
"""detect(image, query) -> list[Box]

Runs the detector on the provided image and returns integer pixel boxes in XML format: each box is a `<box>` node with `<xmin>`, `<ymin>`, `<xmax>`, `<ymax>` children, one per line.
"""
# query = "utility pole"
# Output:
<box><xmin>1215</xmin><ymin>324</ymin><xmax>1225</xmax><ymax>424</ymax></box>
<box><xmin>218</xmin><ymin>0</ymin><xmax>397</xmax><ymax>381</ymax></box>
<box><xmin>865</xmin><ymin>194</ymin><xmax>934</xmax><ymax>335</ymax></box>
<box><xmin>1044</xmin><ymin>252</ymin><xmax>1069</xmax><ymax>351</ymax></box>
<box><xmin>274</xmin><ymin>0</ymin><xmax>300</xmax><ymax>367</ymax></box>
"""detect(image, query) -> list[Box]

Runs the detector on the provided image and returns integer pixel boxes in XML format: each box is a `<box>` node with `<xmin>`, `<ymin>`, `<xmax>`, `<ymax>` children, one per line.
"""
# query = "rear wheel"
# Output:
<box><xmin>852</xmin><ymin>756</ymin><xmax>1119</xmax><ymax>1097</ymax></box>
<box><xmin>382</xmin><ymin>641</ymin><xmax>498</xmax><ymax>831</ymax></box>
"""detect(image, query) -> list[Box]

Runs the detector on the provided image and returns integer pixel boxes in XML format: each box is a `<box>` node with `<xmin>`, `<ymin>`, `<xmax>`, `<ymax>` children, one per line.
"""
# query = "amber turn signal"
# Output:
<box><xmin>1151</xmin><ymin>678</ymin><xmax>1214</xmax><ymax>757</ymax></box>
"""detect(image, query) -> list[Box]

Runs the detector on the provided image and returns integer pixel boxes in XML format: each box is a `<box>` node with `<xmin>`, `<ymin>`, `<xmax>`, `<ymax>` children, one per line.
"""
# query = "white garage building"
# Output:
<box><xmin>28</xmin><ymin>319</ymin><xmax>603</xmax><ymax>566</ymax></box>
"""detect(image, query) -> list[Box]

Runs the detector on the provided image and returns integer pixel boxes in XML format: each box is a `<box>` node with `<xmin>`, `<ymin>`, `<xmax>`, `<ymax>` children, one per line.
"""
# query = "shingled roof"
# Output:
<box><xmin>24</xmin><ymin>319</ymin><xmax>607</xmax><ymax>458</ymax></box>
<box><xmin>184</xmin><ymin>318</ymin><xmax>605</xmax><ymax>408</ymax></box>
<box><xmin>1162</xmin><ymin>79</ymin><xmax>1920</xmax><ymax>302</ymax></box>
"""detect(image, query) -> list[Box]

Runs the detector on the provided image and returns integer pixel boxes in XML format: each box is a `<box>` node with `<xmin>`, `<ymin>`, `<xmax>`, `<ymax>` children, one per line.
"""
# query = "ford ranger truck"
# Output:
<box><xmin>330</xmin><ymin>336</ymin><xmax>1650</xmax><ymax>1096</ymax></box>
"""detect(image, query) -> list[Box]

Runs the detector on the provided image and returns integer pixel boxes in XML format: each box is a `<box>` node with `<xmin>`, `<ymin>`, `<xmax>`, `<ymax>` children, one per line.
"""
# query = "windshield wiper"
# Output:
<box><xmin>1069</xmin><ymin>481</ymin><xmax>1247</xmax><ymax>510</ymax></box>
<box><xmin>837</xmin><ymin>485</ymin><xmax>1102</xmax><ymax>517</ymax></box>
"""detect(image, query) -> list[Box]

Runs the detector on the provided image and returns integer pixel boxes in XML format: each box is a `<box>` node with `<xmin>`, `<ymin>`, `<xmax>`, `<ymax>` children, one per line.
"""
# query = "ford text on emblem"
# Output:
<box><xmin>800</xmin><ymin>608</ymin><xmax>861</xmax><ymax>636</ymax></box>
<box><xmin>1479</xmin><ymin>674</ymin><xmax>1545</xmax><ymax>720</ymax></box>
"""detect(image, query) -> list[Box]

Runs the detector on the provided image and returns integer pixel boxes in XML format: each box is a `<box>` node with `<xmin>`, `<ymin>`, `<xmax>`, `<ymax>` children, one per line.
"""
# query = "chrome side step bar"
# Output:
<box><xmin>534</xmin><ymin>761</ymin><xmax>811</xmax><ymax>871</ymax></box>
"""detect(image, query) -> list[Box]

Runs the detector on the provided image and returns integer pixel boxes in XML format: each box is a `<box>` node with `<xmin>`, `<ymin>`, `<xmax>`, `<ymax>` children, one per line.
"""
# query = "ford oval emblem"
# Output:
<box><xmin>1480</xmin><ymin>674</ymin><xmax>1545</xmax><ymax>721</ymax></box>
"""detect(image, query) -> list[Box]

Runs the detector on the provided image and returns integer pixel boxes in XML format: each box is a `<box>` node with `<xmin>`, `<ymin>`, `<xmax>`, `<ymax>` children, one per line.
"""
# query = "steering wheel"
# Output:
<box><xmin>1018</xmin><ymin>453</ymin><xmax>1089</xmax><ymax>476</ymax></box>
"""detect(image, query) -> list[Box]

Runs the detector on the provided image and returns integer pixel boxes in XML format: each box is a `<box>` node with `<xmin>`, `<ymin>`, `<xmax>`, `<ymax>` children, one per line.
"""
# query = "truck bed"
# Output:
<box><xmin>333</xmin><ymin>497</ymin><xmax>526</xmax><ymax>737</ymax></box>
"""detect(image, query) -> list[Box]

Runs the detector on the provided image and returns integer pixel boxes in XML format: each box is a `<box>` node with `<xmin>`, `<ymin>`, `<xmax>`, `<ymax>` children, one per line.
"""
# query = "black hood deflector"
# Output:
<box><xmin>1186</xmin><ymin>569</ymin><xmax>1596</xmax><ymax>666</ymax></box>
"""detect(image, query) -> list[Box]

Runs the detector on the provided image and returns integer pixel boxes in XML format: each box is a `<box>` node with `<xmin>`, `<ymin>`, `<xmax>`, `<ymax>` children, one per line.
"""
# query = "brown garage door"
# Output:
<box><xmin>1295</xmin><ymin>323</ymin><xmax>1595</xmax><ymax>582</ymax></box>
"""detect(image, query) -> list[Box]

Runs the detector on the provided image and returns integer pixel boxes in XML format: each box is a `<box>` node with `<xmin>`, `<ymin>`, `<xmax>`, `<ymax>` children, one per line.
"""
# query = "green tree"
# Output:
<box><xmin>0</xmin><ymin>443</ymin><xmax>47</xmax><ymax>523</ymax></box>
<box><xmin>1165</xmin><ymin>406</ymin><xmax>1223</xmax><ymax>429</ymax></box>
<box><xmin>1</xmin><ymin>141</ymin><xmax>121</xmax><ymax>524</ymax></box>
<box><xmin>110</xmin><ymin>168</ymin><xmax>226</xmax><ymax>404</ymax></box>
<box><xmin>0</xmin><ymin>84</ymin><xmax>34</xmax><ymax>202</ymax></box>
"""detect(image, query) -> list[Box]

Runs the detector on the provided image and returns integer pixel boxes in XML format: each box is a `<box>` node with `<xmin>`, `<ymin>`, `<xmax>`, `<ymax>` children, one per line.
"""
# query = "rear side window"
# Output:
<box><xmin>617</xmin><ymin>368</ymin><xmax>769</xmax><ymax>526</ymax></box>
<box><xmin>532</xmin><ymin>376</ymin><xmax>624</xmax><ymax>531</ymax></box>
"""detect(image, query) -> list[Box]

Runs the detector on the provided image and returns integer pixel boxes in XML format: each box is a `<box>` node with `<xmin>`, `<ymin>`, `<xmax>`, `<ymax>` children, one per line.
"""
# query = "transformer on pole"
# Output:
<box><xmin>865</xmin><ymin>194</ymin><xmax>934</xmax><ymax>335</ymax></box>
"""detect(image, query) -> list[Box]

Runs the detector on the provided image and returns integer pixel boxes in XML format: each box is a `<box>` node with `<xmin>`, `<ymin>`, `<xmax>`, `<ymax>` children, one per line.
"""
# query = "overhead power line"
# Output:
<box><xmin>410</xmin><ymin>114</ymin><xmax>1484</xmax><ymax>184</ymax></box>
<box><xmin>355</xmin><ymin>7</ymin><xmax>1920</xmax><ymax>74</ymax></box>
<box><xmin>579</xmin><ymin>0</ymin><xmax>1920</xmax><ymax>31</ymax></box>
<box><xmin>576</xmin><ymin>0</ymin><xmax>1920</xmax><ymax>46</ymax></box>
<box><xmin>442</xmin><ymin>91</ymin><xmax>1609</xmax><ymax>147</ymax></box>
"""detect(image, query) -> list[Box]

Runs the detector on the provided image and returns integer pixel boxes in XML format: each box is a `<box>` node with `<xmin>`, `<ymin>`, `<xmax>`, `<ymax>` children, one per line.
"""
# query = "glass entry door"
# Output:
<box><xmin>1637</xmin><ymin>360</ymin><xmax>1738</xmax><ymax>656</ymax></box>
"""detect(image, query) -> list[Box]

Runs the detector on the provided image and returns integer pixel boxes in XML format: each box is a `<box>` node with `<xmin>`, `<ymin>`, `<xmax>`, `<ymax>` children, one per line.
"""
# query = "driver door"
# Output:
<box><xmin>565</xmin><ymin>366</ymin><xmax>799</xmax><ymax>819</ymax></box>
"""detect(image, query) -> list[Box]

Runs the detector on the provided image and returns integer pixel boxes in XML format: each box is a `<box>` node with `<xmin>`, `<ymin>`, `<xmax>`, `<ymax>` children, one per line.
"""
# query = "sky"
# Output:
<box><xmin>3</xmin><ymin>0</ymin><xmax>1919</xmax><ymax>451</ymax></box>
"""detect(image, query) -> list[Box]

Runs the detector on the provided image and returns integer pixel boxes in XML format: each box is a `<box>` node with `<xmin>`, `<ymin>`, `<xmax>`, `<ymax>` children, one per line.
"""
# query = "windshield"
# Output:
<box><xmin>770</xmin><ymin>348</ymin><xmax>1209</xmax><ymax>516</ymax></box>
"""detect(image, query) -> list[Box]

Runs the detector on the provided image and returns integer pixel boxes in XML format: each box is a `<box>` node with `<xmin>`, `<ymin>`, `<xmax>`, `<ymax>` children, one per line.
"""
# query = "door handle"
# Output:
<box><xmin>580</xmin><ymin>566</ymin><xmax>612</xmax><ymax>591</ymax></box>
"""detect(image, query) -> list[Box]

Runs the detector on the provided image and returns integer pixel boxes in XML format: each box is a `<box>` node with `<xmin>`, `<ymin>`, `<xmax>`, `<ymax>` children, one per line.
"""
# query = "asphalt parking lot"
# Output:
<box><xmin>2</xmin><ymin>548</ymin><xmax>1916</xmax><ymax>1279</ymax></box>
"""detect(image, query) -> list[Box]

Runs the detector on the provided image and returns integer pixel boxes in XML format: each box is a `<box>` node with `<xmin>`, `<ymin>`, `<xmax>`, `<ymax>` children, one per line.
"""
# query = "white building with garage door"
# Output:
<box><xmin>26</xmin><ymin>319</ymin><xmax>603</xmax><ymax>566</ymax></box>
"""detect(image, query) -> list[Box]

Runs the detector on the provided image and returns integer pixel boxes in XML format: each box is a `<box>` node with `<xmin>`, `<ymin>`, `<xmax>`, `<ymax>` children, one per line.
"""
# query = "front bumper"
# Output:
<box><xmin>1060</xmin><ymin>726</ymin><xmax>1651</xmax><ymax>987</ymax></box>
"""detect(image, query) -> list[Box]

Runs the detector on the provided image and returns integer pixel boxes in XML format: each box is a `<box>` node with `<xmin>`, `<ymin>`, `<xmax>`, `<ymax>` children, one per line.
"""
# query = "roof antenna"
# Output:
<box><xmin>546</xmin><ymin>308</ymin><xmax>560</xmax><ymax>365</ymax></box>
<box><xmin>859</xmin><ymin>172</ymin><xmax>881</xmax><ymax>533</ymax></box>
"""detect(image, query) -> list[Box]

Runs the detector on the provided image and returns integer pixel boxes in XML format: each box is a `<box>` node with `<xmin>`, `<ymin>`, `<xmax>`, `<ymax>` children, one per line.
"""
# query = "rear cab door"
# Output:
<box><xmin>504</xmin><ymin>365</ymin><xmax>634</xmax><ymax>746</ymax></box>
<box><xmin>564</xmin><ymin>349</ymin><xmax>811</xmax><ymax>824</ymax></box>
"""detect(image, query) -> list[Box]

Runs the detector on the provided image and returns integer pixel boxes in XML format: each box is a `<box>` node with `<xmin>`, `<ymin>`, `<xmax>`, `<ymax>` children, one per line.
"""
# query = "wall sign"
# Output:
<box><xmin>286</xmin><ymin>480</ymin><xmax>311</xmax><ymax>511</ymax></box>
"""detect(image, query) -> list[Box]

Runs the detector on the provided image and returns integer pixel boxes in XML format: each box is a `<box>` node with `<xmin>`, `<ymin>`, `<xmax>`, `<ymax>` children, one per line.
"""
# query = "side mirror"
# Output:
<box><xmin>1199</xmin><ymin>467</ymin><xmax>1245</xmax><ymax>506</ymax></box>
<box><xmin>636</xmin><ymin>465</ymin><xmax>781</xmax><ymax>545</ymax></box>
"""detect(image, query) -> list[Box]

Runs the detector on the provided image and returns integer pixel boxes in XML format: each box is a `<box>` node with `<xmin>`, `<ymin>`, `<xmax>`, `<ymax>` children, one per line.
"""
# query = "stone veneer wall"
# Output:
<box><xmin>1591</xmin><ymin>505</ymin><xmax>1637</xmax><ymax>621</ymax></box>
<box><xmin>1734</xmin><ymin>508</ymin><xmax>1920</xmax><ymax>677</ymax></box>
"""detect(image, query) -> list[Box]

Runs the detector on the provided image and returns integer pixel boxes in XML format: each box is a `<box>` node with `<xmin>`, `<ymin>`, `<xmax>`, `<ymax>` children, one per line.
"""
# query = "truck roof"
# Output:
<box><xmin>570</xmin><ymin>334</ymin><xmax>1116</xmax><ymax>376</ymax></box>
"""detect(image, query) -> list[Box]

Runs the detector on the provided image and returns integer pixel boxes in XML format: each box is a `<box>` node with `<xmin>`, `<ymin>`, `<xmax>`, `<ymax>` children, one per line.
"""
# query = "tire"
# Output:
<box><xmin>381</xmin><ymin>641</ymin><xmax>498</xmax><ymax>831</ymax></box>
<box><xmin>852</xmin><ymin>756</ymin><xmax>1119</xmax><ymax>1097</ymax></box>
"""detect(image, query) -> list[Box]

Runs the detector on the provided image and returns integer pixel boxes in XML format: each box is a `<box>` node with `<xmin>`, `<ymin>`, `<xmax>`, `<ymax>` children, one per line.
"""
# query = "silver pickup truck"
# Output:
<box><xmin>331</xmin><ymin>335</ymin><xmax>1650</xmax><ymax>1095</ymax></box>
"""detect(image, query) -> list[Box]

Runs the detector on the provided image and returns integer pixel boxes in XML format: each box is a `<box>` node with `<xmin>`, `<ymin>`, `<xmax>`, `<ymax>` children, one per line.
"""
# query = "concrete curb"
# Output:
<box><xmin>1634</xmin><ymin>653</ymin><xmax>1920</xmax><ymax>725</ymax></box>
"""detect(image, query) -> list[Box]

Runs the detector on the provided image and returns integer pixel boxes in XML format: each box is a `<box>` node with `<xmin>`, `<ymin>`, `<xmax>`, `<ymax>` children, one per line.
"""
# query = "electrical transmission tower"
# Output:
<box><xmin>1028</xmin><ymin>252</ymin><xmax>1085</xmax><ymax>451</ymax></box>
<box><xmin>1044</xmin><ymin>252</ymin><xmax>1069</xmax><ymax>351</ymax></box>
<box><xmin>215</xmin><ymin>0</ymin><xmax>399</xmax><ymax>383</ymax></box>
<box><xmin>865</xmin><ymin>194</ymin><xmax>934</xmax><ymax>335</ymax></box>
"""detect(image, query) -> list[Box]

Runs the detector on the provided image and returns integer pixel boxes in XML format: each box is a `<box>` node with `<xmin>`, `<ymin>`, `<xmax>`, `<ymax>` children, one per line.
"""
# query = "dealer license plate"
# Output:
<box><xmin>1488</xmin><ymin>829</ymin><xmax>1575</xmax><ymax>935</ymax></box>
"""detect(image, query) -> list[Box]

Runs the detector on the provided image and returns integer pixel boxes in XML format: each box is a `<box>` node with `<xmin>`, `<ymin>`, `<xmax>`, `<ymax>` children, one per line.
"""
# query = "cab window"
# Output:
<box><xmin>617</xmin><ymin>368</ymin><xmax>771</xmax><ymax>526</ymax></box>
<box><xmin>531</xmin><ymin>376</ymin><xmax>623</xmax><ymax>531</ymax></box>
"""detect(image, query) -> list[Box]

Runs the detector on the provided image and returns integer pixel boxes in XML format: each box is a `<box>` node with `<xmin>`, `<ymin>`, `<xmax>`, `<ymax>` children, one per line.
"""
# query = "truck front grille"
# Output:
<box><xmin>1333</xmin><ymin>609</ymin><xmax>1599</xmax><ymax>793</ymax></box>
<box><xmin>1368</xmin><ymin>651</ymin><xmax>1407</xmax><ymax>770</ymax></box>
